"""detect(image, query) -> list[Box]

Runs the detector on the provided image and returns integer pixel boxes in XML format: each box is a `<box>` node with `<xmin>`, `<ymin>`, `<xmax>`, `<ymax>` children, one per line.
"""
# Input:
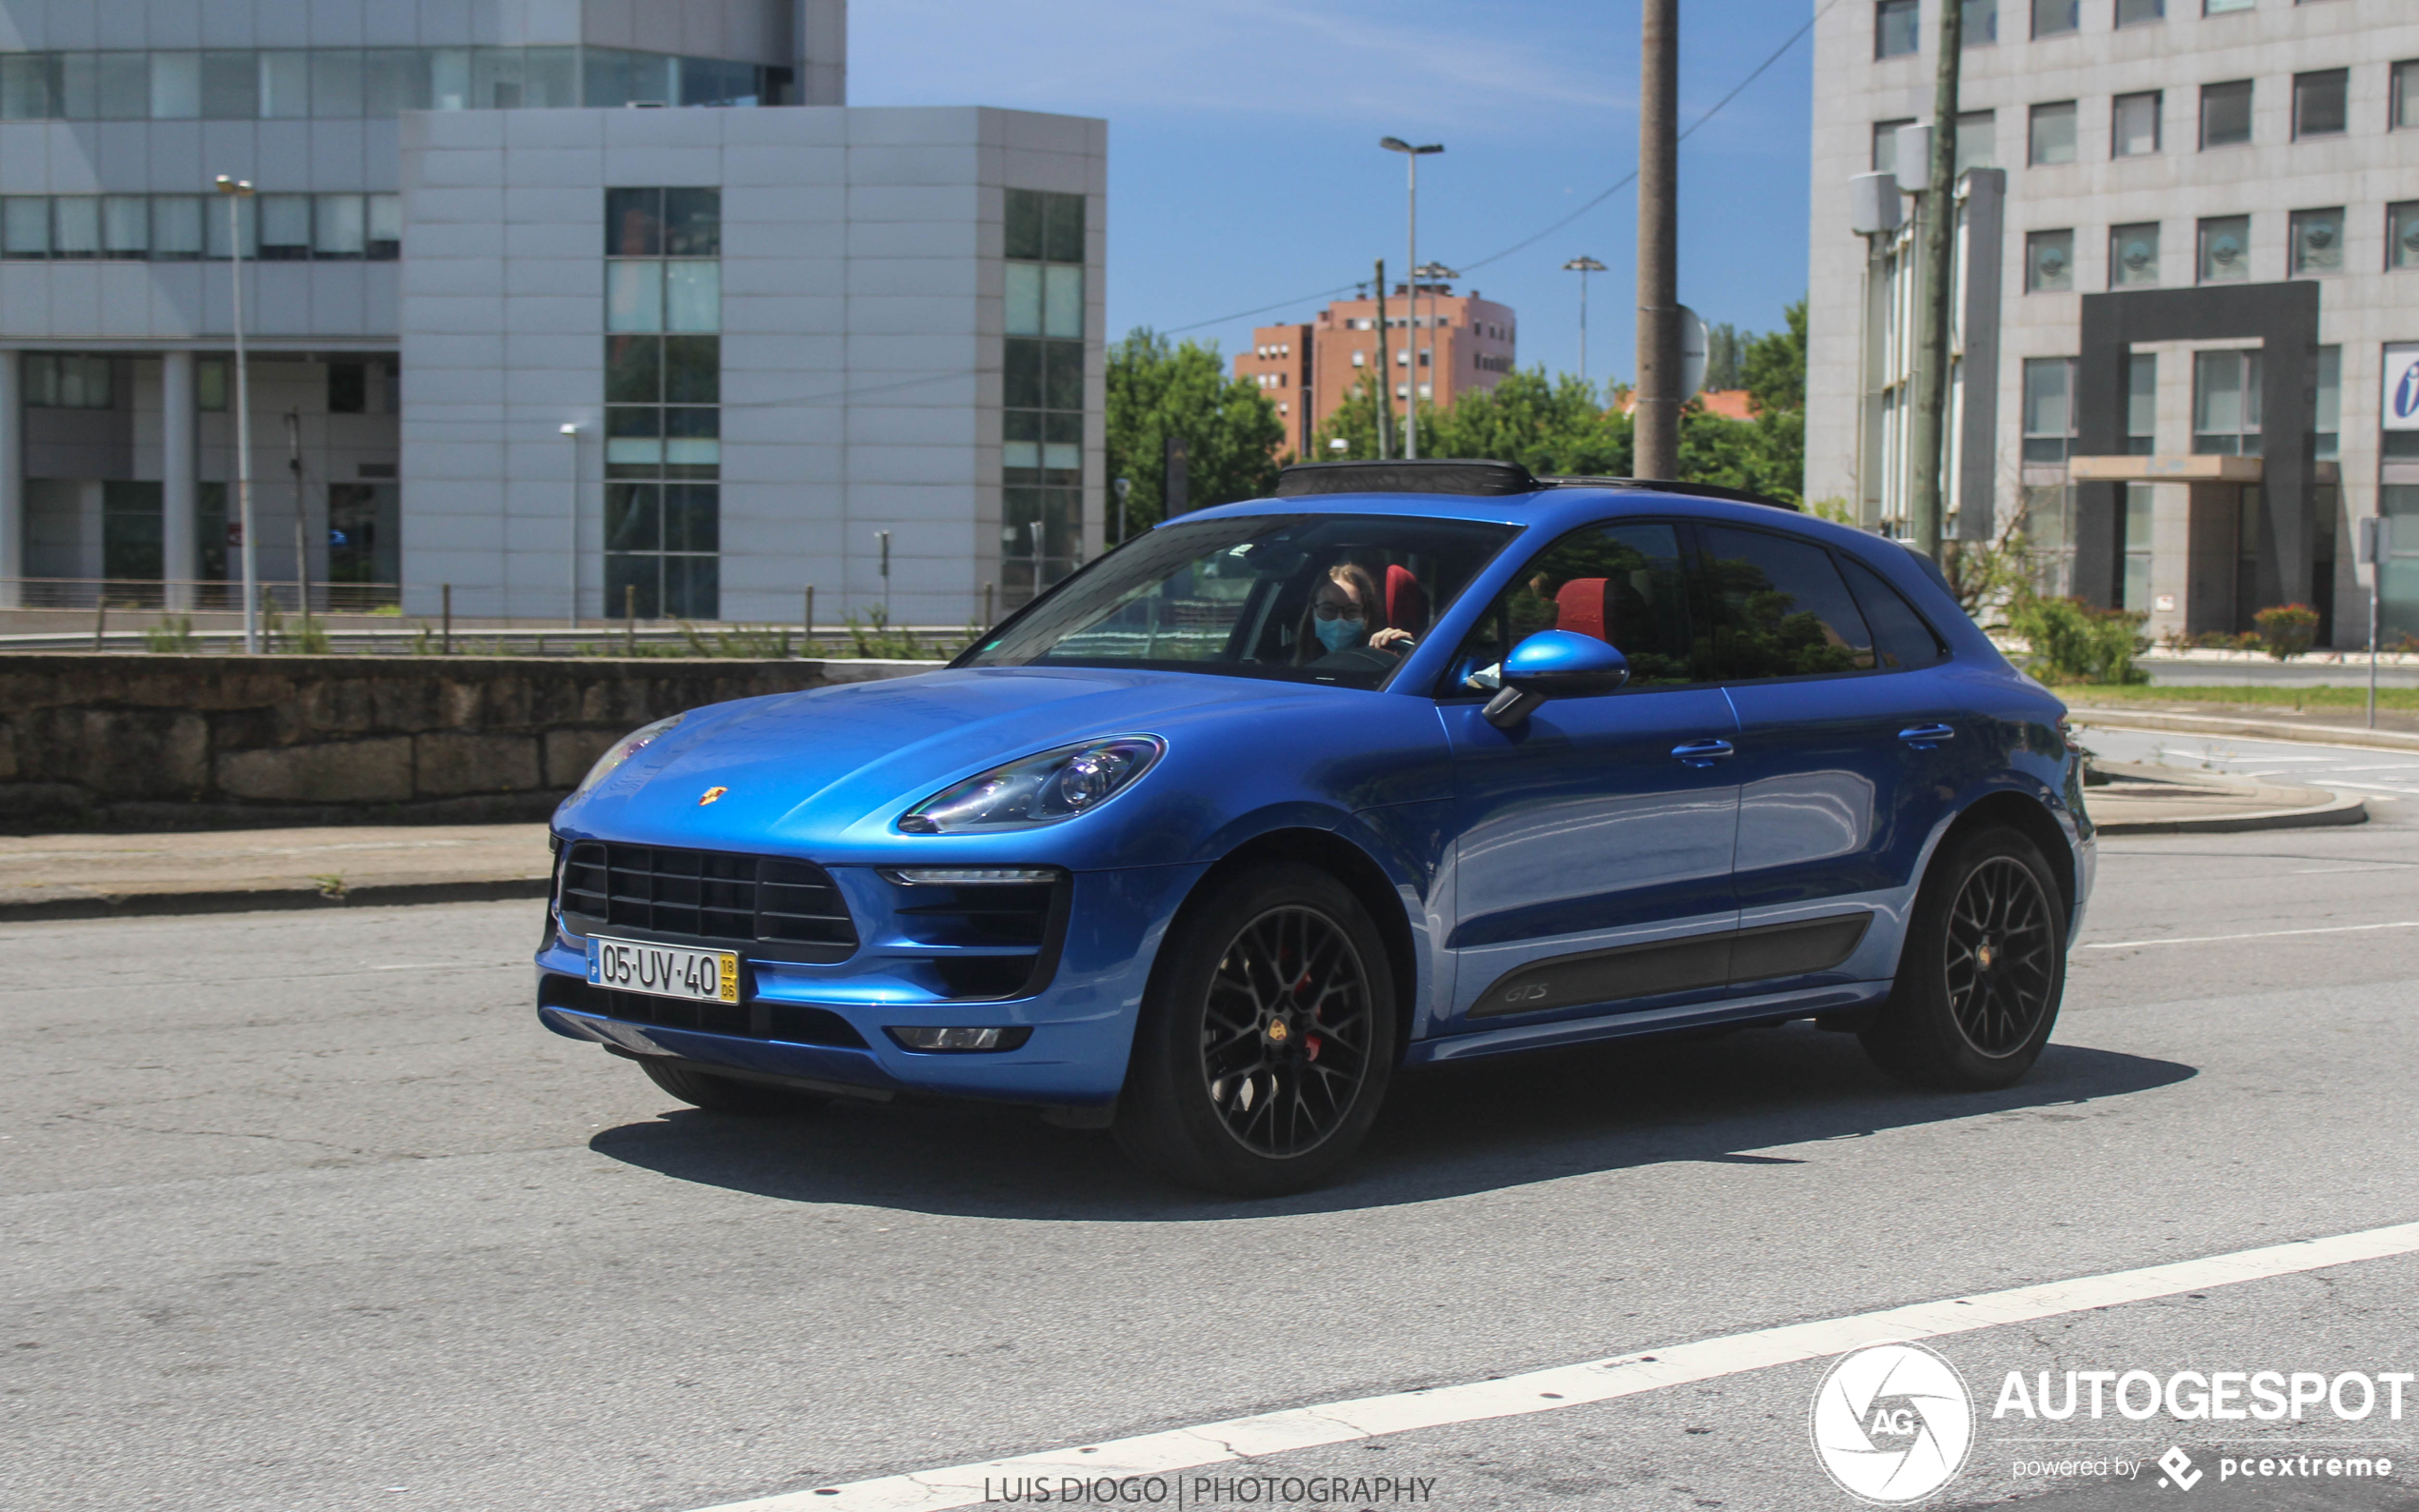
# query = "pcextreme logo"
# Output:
<box><xmin>1810</xmin><ymin>1342</ymin><xmax>1976</xmax><ymax>1504</ymax></box>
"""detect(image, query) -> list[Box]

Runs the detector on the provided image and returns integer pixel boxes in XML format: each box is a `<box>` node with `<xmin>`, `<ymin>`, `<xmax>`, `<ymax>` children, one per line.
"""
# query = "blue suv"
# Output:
<box><xmin>536</xmin><ymin>460</ymin><xmax>2093</xmax><ymax>1195</ymax></box>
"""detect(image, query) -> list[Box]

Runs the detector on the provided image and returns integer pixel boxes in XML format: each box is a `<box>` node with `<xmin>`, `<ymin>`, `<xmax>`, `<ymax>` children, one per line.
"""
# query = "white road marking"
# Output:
<box><xmin>2313</xmin><ymin>782</ymin><xmax>2419</xmax><ymax>795</ymax></box>
<box><xmin>2082</xmin><ymin>921</ymin><xmax>2419</xmax><ymax>950</ymax></box>
<box><xmin>690</xmin><ymin>1221</ymin><xmax>2419</xmax><ymax>1512</ymax></box>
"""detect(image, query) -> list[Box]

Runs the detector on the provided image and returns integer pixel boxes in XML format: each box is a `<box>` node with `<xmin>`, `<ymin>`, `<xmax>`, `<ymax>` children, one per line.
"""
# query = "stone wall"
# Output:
<box><xmin>0</xmin><ymin>655</ymin><xmax>938</xmax><ymax>830</ymax></box>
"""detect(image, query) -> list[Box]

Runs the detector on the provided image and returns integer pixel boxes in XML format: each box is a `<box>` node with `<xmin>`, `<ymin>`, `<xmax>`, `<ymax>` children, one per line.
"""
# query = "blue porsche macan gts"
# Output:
<box><xmin>536</xmin><ymin>459</ymin><xmax>2094</xmax><ymax>1195</ymax></box>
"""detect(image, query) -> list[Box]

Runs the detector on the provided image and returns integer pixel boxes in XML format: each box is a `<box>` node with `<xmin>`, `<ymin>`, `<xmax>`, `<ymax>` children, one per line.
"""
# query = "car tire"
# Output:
<box><xmin>1114</xmin><ymin>863</ymin><xmax>1398</xmax><ymax>1197</ymax></box>
<box><xmin>1861</xmin><ymin>823</ymin><xmax>2068</xmax><ymax>1091</ymax></box>
<box><xmin>638</xmin><ymin>1057</ymin><xmax>829</xmax><ymax>1116</ymax></box>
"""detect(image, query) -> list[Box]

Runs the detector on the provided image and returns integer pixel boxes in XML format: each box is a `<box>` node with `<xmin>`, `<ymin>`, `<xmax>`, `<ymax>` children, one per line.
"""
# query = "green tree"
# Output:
<box><xmin>1741</xmin><ymin>298</ymin><xmax>1807</xmax><ymax>420</ymax></box>
<box><xmin>1314</xmin><ymin>368</ymin><xmax>1634</xmax><ymax>477</ymax></box>
<box><xmin>1702</xmin><ymin>321</ymin><xmax>1744</xmax><ymax>391</ymax></box>
<box><xmin>1105</xmin><ymin>328</ymin><xmax>1287</xmax><ymax>539</ymax></box>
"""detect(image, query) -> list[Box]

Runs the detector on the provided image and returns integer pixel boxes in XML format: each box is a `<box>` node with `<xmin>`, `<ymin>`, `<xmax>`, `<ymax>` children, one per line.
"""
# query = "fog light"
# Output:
<box><xmin>882</xmin><ymin>867</ymin><xmax>1058</xmax><ymax>885</ymax></box>
<box><xmin>888</xmin><ymin>1025</ymin><xmax>1033</xmax><ymax>1052</ymax></box>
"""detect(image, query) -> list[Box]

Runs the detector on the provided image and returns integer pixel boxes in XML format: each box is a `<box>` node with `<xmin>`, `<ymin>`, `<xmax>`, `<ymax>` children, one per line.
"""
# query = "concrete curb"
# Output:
<box><xmin>2067</xmin><ymin>707</ymin><xmax>2419</xmax><ymax>752</ymax></box>
<box><xmin>2092</xmin><ymin>787</ymin><xmax>2369</xmax><ymax>837</ymax></box>
<box><xmin>0</xmin><ymin>875</ymin><xmax>550</xmax><ymax>925</ymax></box>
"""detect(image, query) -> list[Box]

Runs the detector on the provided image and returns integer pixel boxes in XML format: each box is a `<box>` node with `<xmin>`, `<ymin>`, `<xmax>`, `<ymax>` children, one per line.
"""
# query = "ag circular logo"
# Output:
<box><xmin>1809</xmin><ymin>1341</ymin><xmax>1974</xmax><ymax>1504</ymax></box>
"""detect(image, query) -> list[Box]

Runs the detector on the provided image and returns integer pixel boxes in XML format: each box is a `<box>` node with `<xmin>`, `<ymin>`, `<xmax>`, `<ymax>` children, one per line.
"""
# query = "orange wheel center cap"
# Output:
<box><xmin>1267</xmin><ymin>1019</ymin><xmax>1289</xmax><ymax>1043</ymax></box>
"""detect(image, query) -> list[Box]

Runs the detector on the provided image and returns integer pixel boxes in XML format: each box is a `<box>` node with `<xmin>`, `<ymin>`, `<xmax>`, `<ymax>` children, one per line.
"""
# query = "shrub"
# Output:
<box><xmin>2008</xmin><ymin>594</ymin><xmax>2150</xmax><ymax>685</ymax></box>
<box><xmin>2251</xmin><ymin>603</ymin><xmax>2319</xmax><ymax>661</ymax></box>
<box><xmin>142</xmin><ymin>614</ymin><xmax>197</xmax><ymax>653</ymax></box>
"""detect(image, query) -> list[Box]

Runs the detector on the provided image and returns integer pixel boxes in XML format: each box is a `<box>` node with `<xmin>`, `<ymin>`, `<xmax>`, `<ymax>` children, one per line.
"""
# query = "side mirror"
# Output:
<box><xmin>1483</xmin><ymin>630</ymin><xmax>1630</xmax><ymax>728</ymax></box>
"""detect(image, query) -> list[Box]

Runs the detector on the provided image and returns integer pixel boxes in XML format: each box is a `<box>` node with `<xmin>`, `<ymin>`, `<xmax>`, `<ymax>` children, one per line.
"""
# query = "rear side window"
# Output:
<box><xmin>1449</xmin><ymin>521</ymin><xmax>1707</xmax><ymax>687</ymax></box>
<box><xmin>1702</xmin><ymin>526</ymin><xmax>1876</xmax><ymax>680</ymax></box>
<box><xmin>1839</xmin><ymin>555</ymin><xmax>1947</xmax><ymax>669</ymax></box>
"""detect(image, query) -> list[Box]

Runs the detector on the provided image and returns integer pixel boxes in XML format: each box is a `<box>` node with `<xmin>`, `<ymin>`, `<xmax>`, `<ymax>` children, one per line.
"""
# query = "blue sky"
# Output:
<box><xmin>851</xmin><ymin>0</ymin><xmax>1820</xmax><ymax>387</ymax></box>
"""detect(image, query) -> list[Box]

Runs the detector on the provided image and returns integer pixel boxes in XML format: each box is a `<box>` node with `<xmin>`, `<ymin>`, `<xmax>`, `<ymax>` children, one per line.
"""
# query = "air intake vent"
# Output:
<box><xmin>558</xmin><ymin>842</ymin><xmax>857</xmax><ymax>960</ymax></box>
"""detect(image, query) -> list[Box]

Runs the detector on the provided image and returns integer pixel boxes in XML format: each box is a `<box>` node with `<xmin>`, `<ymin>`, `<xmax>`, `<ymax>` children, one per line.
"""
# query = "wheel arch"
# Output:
<box><xmin>1148</xmin><ymin>826</ymin><xmax>1423</xmax><ymax>1065</ymax></box>
<box><xmin>1937</xmin><ymin>788</ymin><xmax>2078</xmax><ymax>920</ymax></box>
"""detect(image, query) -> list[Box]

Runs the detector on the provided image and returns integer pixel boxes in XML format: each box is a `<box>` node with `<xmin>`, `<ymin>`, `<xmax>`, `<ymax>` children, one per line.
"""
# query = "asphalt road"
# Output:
<box><xmin>10</xmin><ymin>779</ymin><xmax>2419</xmax><ymax>1512</ymax></box>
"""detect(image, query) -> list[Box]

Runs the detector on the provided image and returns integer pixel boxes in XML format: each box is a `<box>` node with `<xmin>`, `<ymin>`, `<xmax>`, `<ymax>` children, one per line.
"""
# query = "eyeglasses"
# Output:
<box><xmin>1311</xmin><ymin>600</ymin><xmax>1363</xmax><ymax>620</ymax></box>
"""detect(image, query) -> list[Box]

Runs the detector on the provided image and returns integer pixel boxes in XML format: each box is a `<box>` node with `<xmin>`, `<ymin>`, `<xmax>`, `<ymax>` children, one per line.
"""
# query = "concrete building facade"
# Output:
<box><xmin>1234</xmin><ymin>283</ymin><xmax>1516</xmax><ymax>460</ymax></box>
<box><xmin>1807</xmin><ymin>0</ymin><xmax>2419</xmax><ymax>647</ymax></box>
<box><xmin>0</xmin><ymin>0</ymin><xmax>1106</xmax><ymax>627</ymax></box>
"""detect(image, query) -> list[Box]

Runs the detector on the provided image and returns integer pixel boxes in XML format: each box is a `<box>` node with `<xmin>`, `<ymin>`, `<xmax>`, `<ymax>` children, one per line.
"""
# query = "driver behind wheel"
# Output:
<box><xmin>1294</xmin><ymin>563</ymin><xmax>1416</xmax><ymax>664</ymax></box>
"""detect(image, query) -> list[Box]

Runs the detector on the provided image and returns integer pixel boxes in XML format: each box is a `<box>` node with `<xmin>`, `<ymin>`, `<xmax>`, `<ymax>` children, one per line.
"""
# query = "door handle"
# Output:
<box><xmin>1899</xmin><ymin>724</ymin><xmax>1955</xmax><ymax>747</ymax></box>
<box><xmin>1670</xmin><ymin>739</ymin><xmax>1735</xmax><ymax>767</ymax></box>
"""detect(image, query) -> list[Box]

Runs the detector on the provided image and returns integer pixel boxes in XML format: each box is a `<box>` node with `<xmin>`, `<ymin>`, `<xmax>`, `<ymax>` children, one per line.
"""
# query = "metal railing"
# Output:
<box><xmin>0</xmin><ymin>578</ymin><xmax>402</xmax><ymax>613</ymax></box>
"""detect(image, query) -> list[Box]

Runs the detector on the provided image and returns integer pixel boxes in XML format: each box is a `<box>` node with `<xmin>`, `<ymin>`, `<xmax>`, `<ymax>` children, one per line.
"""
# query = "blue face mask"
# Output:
<box><xmin>1315</xmin><ymin>615</ymin><xmax>1365</xmax><ymax>652</ymax></box>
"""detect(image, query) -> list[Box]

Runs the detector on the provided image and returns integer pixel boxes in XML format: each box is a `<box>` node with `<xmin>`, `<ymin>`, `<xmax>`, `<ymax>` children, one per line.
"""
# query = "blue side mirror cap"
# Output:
<box><xmin>1502</xmin><ymin>630</ymin><xmax>1630</xmax><ymax>697</ymax></box>
<box><xmin>1485</xmin><ymin>630</ymin><xmax>1630</xmax><ymax>729</ymax></box>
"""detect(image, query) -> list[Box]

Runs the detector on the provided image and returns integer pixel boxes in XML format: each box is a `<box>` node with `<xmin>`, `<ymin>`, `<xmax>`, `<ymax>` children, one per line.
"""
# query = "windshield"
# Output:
<box><xmin>960</xmin><ymin>514</ymin><xmax>1522</xmax><ymax>688</ymax></box>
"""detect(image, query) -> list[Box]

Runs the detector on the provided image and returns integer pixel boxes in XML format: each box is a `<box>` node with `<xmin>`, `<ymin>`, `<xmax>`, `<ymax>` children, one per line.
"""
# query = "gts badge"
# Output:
<box><xmin>1502</xmin><ymin>982</ymin><xmax>1550</xmax><ymax>1006</ymax></box>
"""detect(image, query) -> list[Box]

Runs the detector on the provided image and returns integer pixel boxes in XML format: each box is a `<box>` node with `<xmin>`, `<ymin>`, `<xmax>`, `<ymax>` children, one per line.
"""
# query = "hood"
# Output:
<box><xmin>556</xmin><ymin>664</ymin><xmax>1350</xmax><ymax>852</ymax></box>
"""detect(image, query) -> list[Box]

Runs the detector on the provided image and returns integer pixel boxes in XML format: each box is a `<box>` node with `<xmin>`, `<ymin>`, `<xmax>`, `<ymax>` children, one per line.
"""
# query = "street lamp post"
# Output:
<box><xmin>1561</xmin><ymin>256</ymin><xmax>1608</xmax><ymax>386</ymax></box>
<box><xmin>560</xmin><ymin>424</ymin><xmax>581</xmax><ymax>629</ymax></box>
<box><xmin>216</xmin><ymin>174</ymin><xmax>257</xmax><ymax>651</ymax></box>
<box><xmin>1378</xmin><ymin>136</ymin><xmax>1443</xmax><ymax>460</ymax></box>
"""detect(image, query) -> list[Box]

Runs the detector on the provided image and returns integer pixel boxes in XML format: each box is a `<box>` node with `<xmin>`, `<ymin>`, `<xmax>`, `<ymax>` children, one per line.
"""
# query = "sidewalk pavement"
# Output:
<box><xmin>0</xmin><ymin>823</ymin><xmax>552</xmax><ymax>922</ymax></box>
<box><xmin>2084</xmin><ymin>761</ymin><xmax>2366</xmax><ymax>836</ymax></box>
<box><xmin>2064</xmin><ymin>702</ymin><xmax>2419</xmax><ymax>748</ymax></box>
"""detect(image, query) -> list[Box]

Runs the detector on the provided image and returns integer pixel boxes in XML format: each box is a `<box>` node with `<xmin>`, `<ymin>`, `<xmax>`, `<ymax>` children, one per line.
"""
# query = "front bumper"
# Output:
<box><xmin>534</xmin><ymin>860</ymin><xmax>1210</xmax><ymax>1107</ymax></box>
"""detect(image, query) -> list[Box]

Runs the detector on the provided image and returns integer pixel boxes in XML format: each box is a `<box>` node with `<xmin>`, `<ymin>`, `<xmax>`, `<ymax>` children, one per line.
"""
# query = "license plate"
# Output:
<box><xmin>586</xmin><ymin>936</ymin><xmax>739</xmax><ymax>1005</ymax></box>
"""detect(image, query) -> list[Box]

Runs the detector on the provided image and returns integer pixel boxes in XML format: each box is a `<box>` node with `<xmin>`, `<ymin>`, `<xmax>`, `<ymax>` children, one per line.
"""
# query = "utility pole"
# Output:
<box><xmin>1380</xmin><ymin>137</ymin><xmax>1444</xmax><ymax>460</ymax></box>
<box><xmin>1563</xmin><ymin>255</ymin><xmax>1607</xmax><ymax>387</ymax></box>
<box><xmin>1908</xmin><ymin>0</ymin><xmax>1964</xmax><ymax>560</ymax></box>
<box><xmin>1632</xmin><ymin>0</ymin><xmax>1680</xmax><ymax>481</ymax></box>
<box><xmin>1372</xmin><ymin>258</ymin><xmax>1394</xmax><ymax>459</ymax></box>
<box><xmin>216</xmin><ymin>175</ymin><xmax>258</xmax><ymax>651</ymax></box>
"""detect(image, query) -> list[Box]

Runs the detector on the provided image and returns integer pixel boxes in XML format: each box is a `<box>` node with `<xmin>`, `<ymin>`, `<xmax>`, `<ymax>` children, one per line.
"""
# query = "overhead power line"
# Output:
<box><xmin>1166</xmin><ymin>0</ymin><xmax>1834</xmax><ymax>335</ymax></box>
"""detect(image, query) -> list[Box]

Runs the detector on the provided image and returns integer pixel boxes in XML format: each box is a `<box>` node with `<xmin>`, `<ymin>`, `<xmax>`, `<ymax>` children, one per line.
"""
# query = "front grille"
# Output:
<box><xmin>559</xmin><ymin>842</ymin><xmax>856</xmax><ymax>961</ymax></box>
<box><xmin>540</xmin><ymin>973</ymin><xmax>868</xmax><ymax>1048</ymax></box>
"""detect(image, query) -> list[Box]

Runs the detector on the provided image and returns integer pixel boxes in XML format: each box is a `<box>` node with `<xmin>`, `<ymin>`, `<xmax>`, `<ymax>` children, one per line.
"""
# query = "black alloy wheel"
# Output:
<box><xmin>1116</xmin><ymin>863</ymin><xmax>1398</xmax><ymax>1196</ymax></box>
<box><xmin>1942</xmin><ymin>856</ymin><xmax>2058</xmax><ymax>1056</ymax></box>
<box><xmin>1199</xmin><ymin>905</ymin><xmax>1376</xmax><ymax>1159</ymax></box>
<box><xmin>1861</xmin><ymin>824</ymin><xmax>2068</xmax><ymax>1091</ymax></box>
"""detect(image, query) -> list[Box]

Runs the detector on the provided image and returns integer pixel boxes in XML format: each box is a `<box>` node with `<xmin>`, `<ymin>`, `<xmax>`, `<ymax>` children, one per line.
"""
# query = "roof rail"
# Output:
<box><xmin>1269</xmin><ymin>458</ymin><xmax>1799</xmax><ymax>512</ymax></box>
<box><xmin>1539</xmin><ymin>477</ymin><xmax>1800</xmax><ymax>512</ymax></box>
<box><xmin>1272</xmin><ymin>459</ymin><xmax>1540</xmax><ymax>498</ymax></box>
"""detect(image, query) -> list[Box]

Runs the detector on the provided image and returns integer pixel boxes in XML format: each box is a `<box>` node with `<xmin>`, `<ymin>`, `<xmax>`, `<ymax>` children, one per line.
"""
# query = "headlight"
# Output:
<box><xmin>574</xmin><ymin>713</ymin><xmax>685</xmax><ymax>794</ymax></box>
<box><xmin>897</xmin><ymin>736</ymin><xmax>1165</xmax><ymax>834</ymax></box>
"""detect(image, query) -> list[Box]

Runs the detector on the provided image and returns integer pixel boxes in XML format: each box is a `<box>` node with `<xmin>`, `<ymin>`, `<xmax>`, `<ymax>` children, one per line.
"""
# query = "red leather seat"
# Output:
<box><xmin>1554</xmin><ymin>578</ymin><xmax>1609</xmax><ymax>642</ymax></box>
<box><xmin>1385</xmin><ymin>565</ymin><xmax>1429</xmax><ymax>635</ymax></box>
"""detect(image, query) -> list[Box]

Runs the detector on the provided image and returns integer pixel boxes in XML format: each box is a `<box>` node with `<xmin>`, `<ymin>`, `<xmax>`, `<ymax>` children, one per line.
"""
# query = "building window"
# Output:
<box><xmin>197</xmin><ymin>359</ymin><xmax>227</xmax><ymax>411</ymax></box>
<box><xmin>2028</xmin><ymin>102</ymin><xmax>2077</xmax><ymax>166</ymax></box>
<box><xmin>327</xmin><ymin>361</ymin><xmax>367</xmax><ymax>413</ymax></box>
<box><xmin>2116</xmin><ymin>0</ymin><xmax>2164</xmax><ymax>24</ymax></box>
<box><xmin>2031</xmin><ymin>0</ymin><xmax>2079</xmax><ymax>36</ymax></box>
<box><xmin>2289</xmin><ymin>208</ymin><xmax>2343</xmax><ymax>275</ymax></box>
<box><xmin>0</xmin><ymin>47</ymin><xmax>788</xmax><ymax>120</ymax></box>
<box><xmin>2395</xmin><ymin>61</ymin><xmax>2419</xmax><ymax>130</ymax></box>
<box><xmin>1876</xmin><ymin>0</ymin><xmax>1920</xmax><ymax>58</ymax></box>
<box><xmin>2111</xmin><ymin>223</ymin><xmax>2161</xmax><ymax>287</ymax></box>
<box><xmin>2314</xmin><ymin>346</ymin><xmax>2340</xmax><ymax>460</ymax></box>
<box><xmin>1955</xmin><ymin>109</ymin><xmax>1995</xmax><ymax>171</ymax></box>
<box><xmin>1871</xmin><ymin>117</ymin><xmax>1916</xmax><ymax>172</ymax></box>
<box><xmin>2113</xmin><ymin>91</ymin><xmax>2161</xmax><ymax>156</ymax></box>
<box><xmin>2197</xmin><ymin>215</ymin><xmax>2250</xmax><ymax>282</ymax></box>
<box><xmin>2123</xmin><ymin>485</ymin><xmax>2154</xmax><ymax>612</ymax></box>
<box><xmin>2025</xmin><ymin>229</ymin><xmax>2074</xmax><ymax>291</ymax></box>
<box><xmin>2022</xmin><ymin>358</ymin><xmax>2075</xmax><ymax>464</ymax></box>
<box><xmin>24</xmin><ymin>353</ymin><xmax>113</xmax><ymax>408</ymax></box>
<box><xmin>603</xmin><ymin>187</ymin><xmax>721</xmax><ymax>621</ymax></box>
<box><xmin>2293</xmin><ymin>69</ymin><xmax>2349</xmax><ymax>138</ymax></box>
<box><xmin>2127</xmin><ymin>353</ymin><xmax>2157</xmax><ymax>455</ymax></box>
<box><xmin>2205</xmin><ymin>0</ymin><xmax>2253</xmax><ymax>11</ymax></box>
<box><xmin>1964</xmin><ymin>0</ymin><xmax>1998</xmax><ymax>44</ymax></box>
<box><xmin>1004</xmin><ymin>187</ymin><xmax>1087</xmax><ymax>607</ymax></box>
<box><xmin>2392</xmin><ymin>202</ymin><xmax>2419</xmax><ymax>269</ymax></box>
<box><xmin>2192</xmin><ymin>348</ymin><xmax>2262</xmax><ymax>455</ymax></box>
<box><xmin>2201</xmin><ymin>81</ymin><xmax>2253</xmax><ymax>149</ymax></box>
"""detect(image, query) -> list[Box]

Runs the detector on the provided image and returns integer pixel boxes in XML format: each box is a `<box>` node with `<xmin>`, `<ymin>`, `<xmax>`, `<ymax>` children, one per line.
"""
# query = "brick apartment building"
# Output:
<box><xmin>1233</xmin><ymin>283</ymin><xmax>1516</xmax><ymax>457</ymax></box>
